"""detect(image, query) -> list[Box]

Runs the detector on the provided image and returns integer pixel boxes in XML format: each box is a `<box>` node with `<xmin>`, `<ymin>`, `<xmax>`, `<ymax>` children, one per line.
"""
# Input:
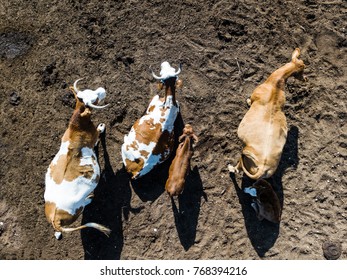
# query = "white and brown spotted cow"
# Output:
<box><xmin>228</xmin><ymin>48</ymin><xmax>306</xmax><ymax>222</ymax></box>
<box><xmin>121</xmin><ymin>62</ymin><xmax>182</xmax><ymax>179</ymax></box>
<box><xmin>165</xmin><ymin>124</ymin><xmax>198</xmax><ymax>197</ymax></box>
<box><xmin>44</xmin><ymin>79</ymin><xmax>111</xmax><ymax>239</ymax></box>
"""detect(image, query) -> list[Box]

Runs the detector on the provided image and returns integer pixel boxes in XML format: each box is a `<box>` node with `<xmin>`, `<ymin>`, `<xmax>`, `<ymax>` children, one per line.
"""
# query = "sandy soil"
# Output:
<box><xmin>0</xmin><ymin>0</ymin><xmax>346</xmax><ymax>260</ymax></box>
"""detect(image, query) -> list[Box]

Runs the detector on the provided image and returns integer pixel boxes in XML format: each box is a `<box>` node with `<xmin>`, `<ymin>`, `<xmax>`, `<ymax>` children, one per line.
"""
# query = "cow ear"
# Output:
<box><xmin>157</xmin><ymin>82</ymin><xmax>163</xmax><ymax>91</ymax></box>
<box><xmin>176</xmin><ymin>79</ymin><xmax>183</xmax><ymax>88</ymax></box>
<box><xmin>80</xmin><ymin>107</ymin><xmax>91</xmax><ymax>117</ymax></box>
<box><xmin>178</xmin><ymin>134</ymin><xmax>186</xmax><ymax>142</ymax></box>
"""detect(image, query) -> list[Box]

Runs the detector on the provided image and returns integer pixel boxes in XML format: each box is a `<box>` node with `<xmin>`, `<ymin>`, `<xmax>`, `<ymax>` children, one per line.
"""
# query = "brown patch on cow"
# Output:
<box><xmin>140</xmin><ymin>149</ymin><xmax>150</xmax><ymax>158</ymax></box>
<box><xmin>45</xmin><ymin>201</ymin><xmax>57</xmax><ymax>224</ymax></box>
<box><xmin>49</xmin><ymin>153</ymin><xmax>69</xmax><ymax>185</ymax></box>
<box><xmin>152</xmin><ymin>129</ymin><xmax>174</xmax><ymax>160</ymax></box>
<box><xmin>68</xmin><ymin>129</ymin><xmax>98</xmax><ymax>149</ymax></box>
<box><xmin>65</xmin><ymin>103</ymin><xmax>100</xmax><ymax>150</ymax></box>
<box><xmin>125</xmin><ymin>157</ymin><xmax>145</xmax><ymax>178</ymax></box>
<box><xmin>160</xmin><ymin>106</ymin><xmax>168</xmax><ymax>117</ymax></box>
<box><xmin>159</xmin><ymin>118</ymin><xmax>166</xmax><ymax>123</ymax></box>
<box><xmin>50</xmin><ymin>149</ymin><xmax>95</xmax><ymax>184</ymax></box>
<box><xmin>45</xmin><ymin>202</ymin><xmax>84</xmax><ymax>231</ymax></box>
<box><xmin>127</xmin><ymin>140</ymin><xmax>139</xmax><ymax>151</ymax></box>
<box><xmin>133</xmin><ymin>118</ymin><xmax>163</xmax><ymax>145</ymax></box>
<box><xmin>148</xmin><ymin>105</ymin><xmax>155</xmax><ymax>112</ymax></box>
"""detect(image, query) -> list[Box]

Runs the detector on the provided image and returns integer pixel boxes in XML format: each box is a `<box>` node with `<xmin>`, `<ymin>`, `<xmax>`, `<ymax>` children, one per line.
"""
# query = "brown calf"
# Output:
<box><xmin>165</xmin><ymin>124</ymin><xmax>198</xmax><ymax>197</ymax></box>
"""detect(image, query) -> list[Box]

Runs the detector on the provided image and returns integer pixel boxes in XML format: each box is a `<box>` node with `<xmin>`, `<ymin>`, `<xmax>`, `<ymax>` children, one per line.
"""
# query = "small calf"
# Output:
<box><xmin>165</xmin><ymin>124</ymin><xmax>198</xmax><ymax>197</ymax></box>
<box><xmin>244</xmin><ymin>179</ymin><xmax>281</xmax><ymax>223</ymax></box>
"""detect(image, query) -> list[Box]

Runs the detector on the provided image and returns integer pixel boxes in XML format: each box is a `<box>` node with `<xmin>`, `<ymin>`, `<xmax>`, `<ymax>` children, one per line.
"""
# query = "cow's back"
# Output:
<box><xmin>122</xmin><ymin>95</ymin><xmax>179</xmax><ymax>179</ymax></box>
<box><xmin>237</xmin><ymin>99</ymin><xmax>287</xmax><ymax>175</ymax></box>
<box><xmin>45</xmin><ymin>139</ymin><xmax>100</xmax><ymax>217</ymax></box>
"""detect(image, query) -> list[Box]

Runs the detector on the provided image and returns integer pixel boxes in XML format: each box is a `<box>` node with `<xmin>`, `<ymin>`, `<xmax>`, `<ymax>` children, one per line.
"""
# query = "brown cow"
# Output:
<box><xmin>165</xmin><ymin>124</ymin><xmax>198</xmax><ymax>197</ymax></box>
<box><xmin>228</xmin><ymin>48</ymin><xmax>306</xmax><ymax>223</ymax></box>
<box><xmin>228</xmin><ymin>48</ymin><xmax>306</xmax><ymax>180</ymax></box>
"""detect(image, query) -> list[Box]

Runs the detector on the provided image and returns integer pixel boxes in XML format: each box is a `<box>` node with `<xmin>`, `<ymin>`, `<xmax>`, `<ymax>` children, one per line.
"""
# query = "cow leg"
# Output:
<box><xmin>97</xmin><ymin>123</ymin><xmax>106</xmax><ymax>134</ymax></box>
<box><xmin>95</xmin><ymin>123</ymin><xmax>106</xmax><ymax>146</ymax></box>
<box><xmin>86</xmin><ymin>191</ymin><xmax>94</xmax><ymax>200</ymax></box>
<box><xmin>228</xmin><ymin>159</ymin><xmax>242</xmax><ymax>174</ymax></box>
<box><xmin>251</xmin><ymin>202</ymin><xmax>264</xmax><ymax>221</ymax></box>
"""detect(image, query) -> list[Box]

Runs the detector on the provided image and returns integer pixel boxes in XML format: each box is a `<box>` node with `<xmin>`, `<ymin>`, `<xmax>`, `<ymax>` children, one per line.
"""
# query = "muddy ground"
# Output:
<box><xmin>0</xmin><ymin>0</ymin><xmax>346</xmax><ymax>260</ymax></box>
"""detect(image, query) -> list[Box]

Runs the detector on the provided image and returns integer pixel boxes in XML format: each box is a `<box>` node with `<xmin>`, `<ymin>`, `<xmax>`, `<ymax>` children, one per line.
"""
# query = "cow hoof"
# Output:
<box><xmin>246</xmin><ymin>98</ymin><xmax>252</xmax><ymax>106</ymax></box>
<box><xmin>97</xmin><ymin>123</ymin><xmax>106</xmax><ymax>133</ymax></box>
<box><xmin>54</xmin><ymin>231</ymin><xmax>62</xmax><ymax>240</ymax></box>
<box><xmin>228</xmin><ymin>164</ymin><xmax>238</xmax><ymax>173</ymax></box>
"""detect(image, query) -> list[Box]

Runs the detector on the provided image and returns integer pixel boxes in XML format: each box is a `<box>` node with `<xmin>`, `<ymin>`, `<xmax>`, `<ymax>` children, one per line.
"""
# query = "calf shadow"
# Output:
<box><xmin>230</xmin><ymin>126</ymin><xmax>299</xmax><ymax>257</ymax></box>
<box><xmin>81</xmin><ymin>129</ymin><xmax>132</xmax><ymax>260</ymax></box>
<box><xmin>130</xmin><ymin>112</ymin><xmax>206</xmax><ymax>251</ymax></box>
<box><xmin>171</xmin><ymin>166</ymin><xmax>207</xmax><ymax>251</ymax></box>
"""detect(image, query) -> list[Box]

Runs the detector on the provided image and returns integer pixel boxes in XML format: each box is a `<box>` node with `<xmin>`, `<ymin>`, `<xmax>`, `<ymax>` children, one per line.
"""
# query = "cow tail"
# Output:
<box><xmin>61</xmin><ymin>223</ymin><xmax>111</xmax><ymax>237</ymax></box>
<box><xmin>240</xmin><ymin>152</ymin><xmax>265</xmax><ymax>180</ymax></box>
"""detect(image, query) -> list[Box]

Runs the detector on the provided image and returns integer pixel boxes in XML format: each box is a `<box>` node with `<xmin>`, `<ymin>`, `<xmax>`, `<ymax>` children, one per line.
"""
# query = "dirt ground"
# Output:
<box><xmin>0</xmin><ymin>0</ymin><xmax>346</xmax><ymax>260</ymax></box>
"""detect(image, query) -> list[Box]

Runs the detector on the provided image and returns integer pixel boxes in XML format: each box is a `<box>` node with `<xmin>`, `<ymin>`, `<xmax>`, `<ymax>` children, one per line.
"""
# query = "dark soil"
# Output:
<box><xmin>0</xmin><ymin>0</ymin><xmax>346</xmax><ymax>260</ymax></box>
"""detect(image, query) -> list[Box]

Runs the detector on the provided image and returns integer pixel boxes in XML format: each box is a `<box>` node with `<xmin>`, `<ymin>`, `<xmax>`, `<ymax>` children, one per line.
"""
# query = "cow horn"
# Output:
<box><xmin>73</xmin><ymin>78</ymin><xmax>84</xmax><ymax>93</ymax></box>
<box><xmin>152</xmin><ymin>70</ymin><xmax>163</xmax><ymax>80</ymax></box>
<box><xmin>87</xmin><ymin>102</ymin><xmax>110</xmax><ymax>109</ymax></box>
<box><xmin>174</xmin><ymin>63</ymin><xmax>182</xmax><ymax>76</ymax></box>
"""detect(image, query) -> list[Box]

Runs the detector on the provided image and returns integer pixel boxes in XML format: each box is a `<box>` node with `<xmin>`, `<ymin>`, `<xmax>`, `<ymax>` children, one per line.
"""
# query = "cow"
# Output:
<box><xmin>121</xmin><ymin>62</ymin><xmax>182</xmax><ymax>179</ymax></box>
<box><xmin>228</xmin><ymin>48</ymin><xmax>305</xmax><ymax>180</ymax></box>
<box><xmin>44</xmin><ymin>79</ymin><xmax>111</xmax><ymax>239</ymax></box>
<box><xmin>165</xmin><ymin>124</ymin><xmax>198</xmax><ymax>197</ymax></box>
<box><xmin>244</xmin><ymin>179</ymin><xmax>282</xmax><ymax>223</ymax></box>
<box><xmin>228</xmin><ymin>48</ymin><xmax>306</xmax><ymax>222</ymax></box>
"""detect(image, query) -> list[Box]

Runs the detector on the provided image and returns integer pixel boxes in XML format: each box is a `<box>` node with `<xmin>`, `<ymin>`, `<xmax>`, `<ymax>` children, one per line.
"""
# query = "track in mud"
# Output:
<box><xmin>0</xmin><ymin>0</ymin><xmax>346</xmax><ymax>259</ymax></box>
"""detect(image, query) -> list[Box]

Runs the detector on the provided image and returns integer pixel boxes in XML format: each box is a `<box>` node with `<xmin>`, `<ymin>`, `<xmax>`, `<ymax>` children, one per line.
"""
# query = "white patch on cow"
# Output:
<box><xmin>121</xmin><ymin>94</ymin><xmax>179</xmax><ymax>178</ymax></box>
<box><xmin>244</xmin><ymin>187</ymin><xmax>257</xmax><ymax>197</ymax></box>
<box><xmin>44</xmin><ymin>143</ymin><xmax>100</xmax><ymax>215</ymax></box>
<box><xmin>51</xmin><ymin>140</ymin><xmax>70</xmax><ymax>166</ymax></box>
<box><xmin>138</xmin><ymin>153</ymin><xmax>162</xmax><ymax>177</ymax></box>
<box><xmin>159</xmin><ymin>62</ymin><xmax>178</xmax><ymax>80</ymax></box>
<box><xmin>77</xmin><ymin>87</ymin><xmax>106</xmax><ymax>105</ymax></box>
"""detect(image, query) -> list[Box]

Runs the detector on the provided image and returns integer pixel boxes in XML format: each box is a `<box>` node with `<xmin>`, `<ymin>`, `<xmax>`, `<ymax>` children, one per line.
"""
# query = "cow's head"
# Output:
<box><xmin>71</xmin><ymin>79</ymin><xmax>109</xmax><ymax>112</ymax></box>
<box><xmin>152</xmin><ymin>61</ymin><xmax>183</xmax><ymax>90</ymax></box>
<box><xmin>179</xmin><ymin>124</ymin><xmax>199</xmax><ymax>144</ymax></box>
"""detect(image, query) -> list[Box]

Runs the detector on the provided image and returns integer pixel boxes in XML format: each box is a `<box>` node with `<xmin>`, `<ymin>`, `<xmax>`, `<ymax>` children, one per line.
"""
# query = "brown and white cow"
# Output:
<box><xmin>228</xmin><ymin>48</ymin><xmax>305</xmax><ymax>180</ymax></box>
<box><xmin>44</xmin><ymin>79</ymin><xmax>111</xmax><ymax>239</ymax></box>
<box><xmin>121</xmin><ymin>62</ymin><xmax>182</xmax><ymax>179</ymax></box>
<box><xmin>165</xmin><ymin>124</ymin><xmax>198</xmax><ymax>197</ymax></box>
